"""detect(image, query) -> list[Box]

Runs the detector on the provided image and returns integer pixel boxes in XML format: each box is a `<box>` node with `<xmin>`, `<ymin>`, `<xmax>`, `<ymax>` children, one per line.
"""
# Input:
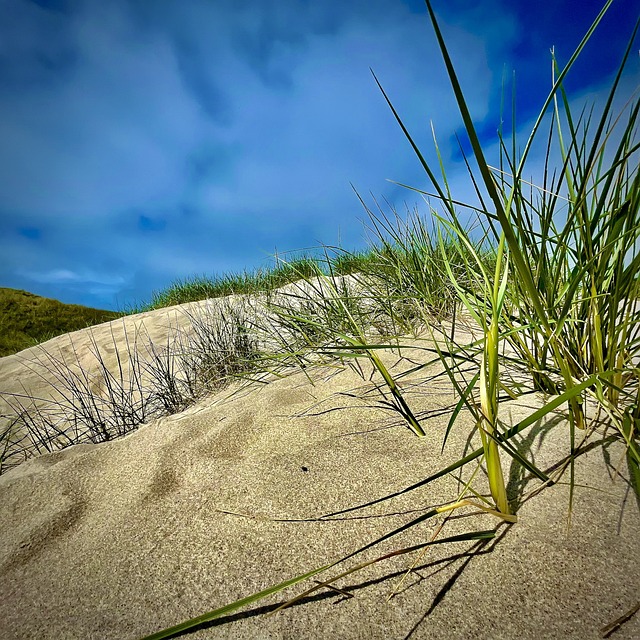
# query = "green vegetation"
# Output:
<box><xmin>0</xmin><ymin>288</ymin><xmax>122</xmax><ymax>357</ymax></box>
<box><xmin>1</xmin><ymin>1</ymin><xmax>638</xmax><ymax>637</ymax></box>
<box><xmin>129</xmin><ymin>251</ymin><xmax>378</xmax><ymax>313</ymax></box>
<box><xmin>139</xmin><ymin>1</ymin><xmax>640</xmax><ymax>637</ymax></box>
<box><xmin>0</xmin><ymin>251</ymin><xmax>383</xmax><ymax>357</ymax></box>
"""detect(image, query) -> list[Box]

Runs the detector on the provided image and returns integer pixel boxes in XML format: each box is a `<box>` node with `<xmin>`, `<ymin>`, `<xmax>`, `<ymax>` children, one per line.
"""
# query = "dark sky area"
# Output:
<box><xmin>1</xmin><ymin>0</ymin><xmax>638</xmax><ymax>309</ymax></box>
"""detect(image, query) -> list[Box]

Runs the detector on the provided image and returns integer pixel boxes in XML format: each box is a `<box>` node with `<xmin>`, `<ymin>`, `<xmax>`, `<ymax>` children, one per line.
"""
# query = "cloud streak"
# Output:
<box><xmin>0</xmin><ymin>0</ymin><xmax>636</xmax><ymax>309</ymax></box>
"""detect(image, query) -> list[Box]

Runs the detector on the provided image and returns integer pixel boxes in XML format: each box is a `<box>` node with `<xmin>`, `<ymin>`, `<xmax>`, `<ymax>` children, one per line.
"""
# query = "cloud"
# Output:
<box><xmin>18</xmin><ymin>267</ymin><xmax>127</xmax><ymax>287</ymax></box>
<box><xmin>0</xmin><ymin>0</ymin><xmax>634</xmax><ymax>310</ymax></box>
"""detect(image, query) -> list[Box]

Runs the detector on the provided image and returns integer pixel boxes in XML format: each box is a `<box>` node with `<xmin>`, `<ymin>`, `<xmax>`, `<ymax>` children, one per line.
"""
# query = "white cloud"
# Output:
<box><xmin>19</xmin><ymin>267</ymin><xmax>127</xmax><ymax>287</ymax></box>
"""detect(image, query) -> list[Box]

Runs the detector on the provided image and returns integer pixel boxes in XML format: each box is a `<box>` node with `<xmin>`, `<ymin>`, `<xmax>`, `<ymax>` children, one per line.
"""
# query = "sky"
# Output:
<box><xmin>1</xmin><ymin>0</ymin><xmax>638</xmax><ymax>311</ymax></box>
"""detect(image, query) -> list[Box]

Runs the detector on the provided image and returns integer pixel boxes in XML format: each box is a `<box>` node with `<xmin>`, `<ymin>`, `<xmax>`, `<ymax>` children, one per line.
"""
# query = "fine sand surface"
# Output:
<box><xmin>0</xmin><ymin>300</ymin><xmax>639</xmax><ymax>639</ymax></box>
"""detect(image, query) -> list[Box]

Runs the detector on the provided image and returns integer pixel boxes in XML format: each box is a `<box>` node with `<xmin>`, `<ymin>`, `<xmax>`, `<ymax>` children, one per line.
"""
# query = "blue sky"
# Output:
<box><xmin>1</xmin><ymin>0</ymin><xmax>638</xmax><ymax>310</ymax></box>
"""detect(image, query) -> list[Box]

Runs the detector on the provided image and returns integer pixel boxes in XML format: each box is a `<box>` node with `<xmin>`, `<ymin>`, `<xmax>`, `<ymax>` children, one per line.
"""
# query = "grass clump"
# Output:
<box><xmin>329</xmin><ymin>248</ymin><xmax>381</xmax><ymax>276</ymax></box>
<box><xmin>0</xmin><ymin>295</ymin><xmax>264</xmax><ymax>473</ymax></box>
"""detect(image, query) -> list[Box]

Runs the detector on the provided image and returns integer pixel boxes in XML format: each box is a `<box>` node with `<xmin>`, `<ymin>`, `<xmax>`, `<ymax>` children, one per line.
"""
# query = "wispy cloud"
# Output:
<box><xmin>19</xmin><ymin>267</ymin><xmax>127</xmax><ymax>287</ymax></box>
<box><xmin>0</xmin><ymin>0</ymin><xmax>636</xmax><ymax>309</ymax></box>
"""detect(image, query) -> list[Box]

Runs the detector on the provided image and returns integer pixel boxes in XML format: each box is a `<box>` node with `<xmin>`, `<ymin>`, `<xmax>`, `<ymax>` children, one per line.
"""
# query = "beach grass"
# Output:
<box><xmin>0</xmin><ymin>251</ymin><xmax>373</xmax><ymax>357</ymax></box>
<box><xmin>128</xmin><ymin>253</ymin><xmax>337</xmax><ymax>313</ymax></box>
<box><xmin>136</xmin><ymin>1</ymin><xmax>639</xmax><ymax>637</ymax></box>
<box><xmin>1</xmin><ymin>0</ymin><xmax>638</xmax><ymax>636</ymax></box>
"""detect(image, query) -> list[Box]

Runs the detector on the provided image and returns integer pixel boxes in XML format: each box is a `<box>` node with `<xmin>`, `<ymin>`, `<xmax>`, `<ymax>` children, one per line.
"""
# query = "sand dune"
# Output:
<box><xmin>0</xmin><ymin>299</ymin><xmax>638</xmax><ymax>639</ymax></box>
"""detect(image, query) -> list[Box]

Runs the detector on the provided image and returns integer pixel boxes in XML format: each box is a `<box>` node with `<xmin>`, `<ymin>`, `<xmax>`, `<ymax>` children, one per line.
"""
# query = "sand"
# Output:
<box><xmin>0</xmin><ymin>298</ymin><xmax>638</xmax><ymax>639</ymax></box>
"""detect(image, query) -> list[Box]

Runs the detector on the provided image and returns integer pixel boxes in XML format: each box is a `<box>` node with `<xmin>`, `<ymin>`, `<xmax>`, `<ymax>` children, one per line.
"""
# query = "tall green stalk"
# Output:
<box><xmin>478</xmin><ymin>233</ymin><xmax>511</xmax><ymax>514</ymax></box>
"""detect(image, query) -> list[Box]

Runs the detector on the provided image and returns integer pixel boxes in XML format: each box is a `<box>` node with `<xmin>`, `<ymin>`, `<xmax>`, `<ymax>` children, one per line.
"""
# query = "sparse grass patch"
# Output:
<box><xmin>0</xmin><ymin>297</ymin><xmax>265</xmax><ymax>473</ymax></box>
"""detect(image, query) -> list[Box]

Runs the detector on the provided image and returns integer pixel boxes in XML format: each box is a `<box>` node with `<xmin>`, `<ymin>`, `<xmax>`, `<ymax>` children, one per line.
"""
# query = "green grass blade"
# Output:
<box><xmin>139</xmin><ymin>563</ymin><xmax>336</xmax><ymax>640</ymax></box>
<box><xmin>322</xmin><ymin>374</ymin><xmax>599</xmax><ymax>519</ymax></box>
<box><xmin>140</xmin><ymin>516</ymin><xmax>494</xmax><ymax>640</ymax></box>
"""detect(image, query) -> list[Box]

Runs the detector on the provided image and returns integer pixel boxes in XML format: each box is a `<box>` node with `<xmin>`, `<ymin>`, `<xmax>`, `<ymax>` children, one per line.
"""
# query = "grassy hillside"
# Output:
<box><xmin>0</xmin><ymin>288</ymin><xmax>122</xmax><ymax>357</ymax></box>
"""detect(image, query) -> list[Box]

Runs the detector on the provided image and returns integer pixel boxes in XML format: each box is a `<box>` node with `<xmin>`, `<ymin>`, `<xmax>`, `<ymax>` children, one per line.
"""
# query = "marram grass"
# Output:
<box><xmin>140</xmin><ymin>1</ymin><xmax>639</xmax><ymax>638</ymax></box>
<box><xmin>1</xmin><ymin>0</ymin><xmax>636</xmax><ymax>635</ymax></box>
